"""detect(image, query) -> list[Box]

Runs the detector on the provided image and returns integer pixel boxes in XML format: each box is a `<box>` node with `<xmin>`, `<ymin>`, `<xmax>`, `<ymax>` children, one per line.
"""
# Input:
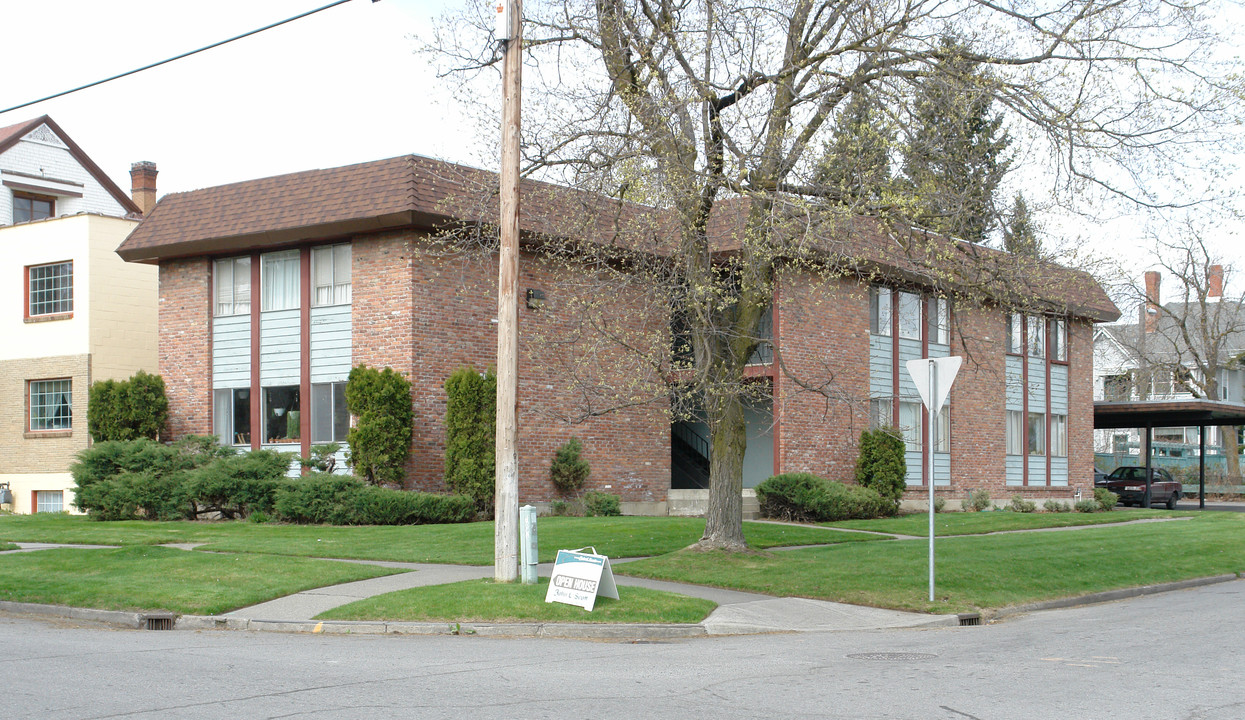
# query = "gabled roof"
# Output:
<box><xmin>117</xmin><ymin>154</ymin><xmax>1119</xmax><ymax>322</ymax></box>
<box><xmin>0</xmin><ymin>115</ymin><xmax>141</xmax><ymax>216</ymax></box>
<box><xmin>1098</xmin><ymin>299</ymin><xmax>1245</xmax><ymax>365</ymax></box>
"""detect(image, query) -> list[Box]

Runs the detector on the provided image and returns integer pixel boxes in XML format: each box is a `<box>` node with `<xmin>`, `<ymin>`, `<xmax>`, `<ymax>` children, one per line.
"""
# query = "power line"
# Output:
<box><xmin>1</xmin><ymin>0</ymin><xmax>372</xmax><ymax>117</ymax></box>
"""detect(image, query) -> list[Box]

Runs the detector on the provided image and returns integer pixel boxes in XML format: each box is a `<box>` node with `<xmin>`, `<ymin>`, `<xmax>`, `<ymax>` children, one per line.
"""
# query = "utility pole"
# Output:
<box><xmin>494</xmin><ymin>0</ymin><xmax>522</xmax><ymax>582</ymax></box>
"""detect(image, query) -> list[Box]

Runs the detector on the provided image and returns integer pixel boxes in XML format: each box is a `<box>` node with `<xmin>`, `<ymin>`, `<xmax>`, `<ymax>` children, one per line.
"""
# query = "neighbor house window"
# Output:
<box><xmin>869</xmin><ymin>287</ymin><xmax>892</xmax><ymax>336</ymax></box>
<box><xmin>14</xmin><ymin>193</ymin><xmax>54</xmax><ymax>223</ymax></box>
<box><xmin>28</xmin><ymin>261</ymin><xmax>73</xmax><ymax>317</ymax></box>
<box><xmin>1005</xmin><ymin>410</ymin><xmax>1023</xmax><ymax>455</ymax></box>
<box><xmin>261</xmin><ymin>250</ymin><xmax>300</xmax><ymax>311</ymax></box>
<box><xmin>897</xmin><ymin>291</ymin><xmax>922</xmax><ymax>340</ymax></box>
<box><xmin>35</xmin><ymin>490</ymin><xmax>64</xmax><ymax>513</ymax></box>
<box><xmin>213</xmin><ymin>388</ymin><xmax>251</xmax><ymax>445</ymax></box>
<box><xmin>1051</xmin><ymin>414</ymin><xmax>1067</xmax><ymax>457</ymax></box>
<box><xmin>29</xmin><ymin>379</ymin><xmax>71</xmax><ymax>431</ymax></box>
<box><xmin>311</xmin><ymin>382</ymin><xmax>350</xmax><ymax>443</ymax></box>
<box><xmin>214</xmin><ymin>256</ymin><xmax>251</xmax><ymax>316</ymax></box>
<box><xmin>312</xmin><ymin>244</ymin><xmax>351</xmax><ymax>306</ymax></box>
<box><xmin>264</xmin><ymin>385</ymin><xmax>300</xmax><ymax>443</ymax></box>
<box><xmin>1028</xmin><ymin>412</ymin><xmax>1045</xmax><ymax>455</ymax></box>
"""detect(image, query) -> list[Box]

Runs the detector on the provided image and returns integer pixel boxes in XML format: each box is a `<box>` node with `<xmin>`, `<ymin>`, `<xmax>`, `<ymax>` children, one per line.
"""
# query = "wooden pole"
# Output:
<box><xmin>495</xmin><ymin>0</ymin><xmax>522</xmax><ymax>583</ymax></box>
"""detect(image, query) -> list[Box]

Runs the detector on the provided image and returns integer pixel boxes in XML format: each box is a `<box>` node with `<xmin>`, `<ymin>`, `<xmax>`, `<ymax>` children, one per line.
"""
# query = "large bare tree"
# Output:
<box><xmin>425</xmin><ymin>0</ymin><xmax>1241</xmax><ymax>549</ymax></box>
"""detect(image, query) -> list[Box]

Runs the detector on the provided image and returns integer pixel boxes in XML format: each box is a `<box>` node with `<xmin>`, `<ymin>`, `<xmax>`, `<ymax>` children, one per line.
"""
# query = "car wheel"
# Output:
<box><xmin>1167</xmin><ymin>492</ymin><xmax>1179</xmax><ymax>510</ymax></box>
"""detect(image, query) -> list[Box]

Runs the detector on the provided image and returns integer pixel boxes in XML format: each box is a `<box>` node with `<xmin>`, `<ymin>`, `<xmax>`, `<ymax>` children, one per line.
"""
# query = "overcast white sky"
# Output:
<box><xmin>3</xmin><ymin>0</ymin><xmax>1242</xmax><ymax>313</ymax></box>
<box><xmin>0</xmin><ymin>0</ymin><xmax>476</xmax><ymax>195</ymax></box>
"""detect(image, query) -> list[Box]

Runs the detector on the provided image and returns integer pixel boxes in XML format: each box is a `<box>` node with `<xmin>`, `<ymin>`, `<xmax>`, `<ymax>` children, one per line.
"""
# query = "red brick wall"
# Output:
<box><xmin>158</xmin><ymin>257</ymin><xmax>212</xmax><ymax>438</ymax></box>
<box><xmin>1066</xmin><ymin>319</ymin><xmax>1095</xmax><ymax>497</ymax></box>
<box><xmin>942</xmin><ymin>302</ymin><xmax>1008</xmax><ymax>497</ymax></box>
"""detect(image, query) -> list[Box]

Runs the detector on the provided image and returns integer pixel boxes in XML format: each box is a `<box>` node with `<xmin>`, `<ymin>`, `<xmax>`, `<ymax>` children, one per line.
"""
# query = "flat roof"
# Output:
<box><xmin>1094</xmin><ymin>399</ymin><xmax>1245</xmax><ymax>429</ymax></box>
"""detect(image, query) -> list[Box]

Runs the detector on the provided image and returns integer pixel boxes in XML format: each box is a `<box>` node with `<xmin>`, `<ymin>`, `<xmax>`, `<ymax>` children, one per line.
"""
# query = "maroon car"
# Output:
<box><xmin>1099</xmin><ymin>466</ymin><xmax>1182</xmax><ymax>509</ymax></box>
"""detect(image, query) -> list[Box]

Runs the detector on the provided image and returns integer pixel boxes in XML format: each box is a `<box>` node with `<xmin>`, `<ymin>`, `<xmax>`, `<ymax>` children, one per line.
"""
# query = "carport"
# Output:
<box><xmin>1094</xmin><ymin>398</ymin><xmax>1245</xmax><ymax>508</ymax></box>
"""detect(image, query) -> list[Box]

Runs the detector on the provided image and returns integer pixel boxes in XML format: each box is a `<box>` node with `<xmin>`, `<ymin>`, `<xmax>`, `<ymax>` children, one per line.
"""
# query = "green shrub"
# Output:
<box><xmin>584</xmin><ymin>491</ymin><xmax>621</xmax><ymax>517</ymax></box>
<box><xmin>183</xmin><ymin>450</ymin><xmax>291</xmax><ymax>519</ymax></box>
<box><xmin>86</xmin><ymin>370</ymin><xmax>169</xmax><ymax>442</ymax></box>
<box><xmin>71</xmin><ymin>436</ymin><xmax>228</xmax><ymax>517</ymax></box>
<box><xmin>854</xmin><ymin>427</ymin><xmax>906</xmax><ymax>505</ymax></box>
<box><xmin>345</xmin><ymin>365</ymin><xmax>414</xmax><ymax>487</ymax></box>
<box><xmin>1074</xmin><ymin>499</ymin><xmax>1099</xmax><ymax>513</ymax></box>
<box><xmin>550</xmin><ymin>437</ymin><xmax>590</xmax><ymax>495</ymax></box>
<box><xmin>74</xmin><ymin>471</ymin><xmax>191</xmax><ymax>521</ymax></box>
<box><xmin>444</xmin><ymin>366</ymin><xmax>496</xmax><ymax>513</ymax></box>
<box><xmin>345</xmin><ymin>486</ymin><xmax>476</xmax><ymax>525</ymax></box>
<box><xmin>1094</xmin><ymin>487</ymin><xmax>1118</xmax><ymax>512</ymax></box>
<box><xmin>964</xmin><ymin>488</ymin><xmax>992</xmax><ymax>512</ymax></box>
<box><xmin>549</xmin><ymin>499</ymin><xmax>573</xmax><ymax>516</ymax></box>
<box><xmin>249</xmin><ymin>511</ymin><xmax>271</xmax><ymax>524</ymax></box>
<box><xmin>1009</xmin><ymin>494</ymin><xmax>1037</xmax><ymax>513</ymax></box>
<box><xmin>274</xmin><ymin>474</ymin><xmax>368</xmax><ymax>524</ymax></box>
<box><xmin>1043</xmin><ymin>499</ymin><xmax>1071</xmax><ymax>513</ymax></box>
<box><xmin>299</xmin><ymin>443</ymin><xmax>341</xmax><ymax>473</ymax></box>
<box><xmin>755</xmin><ymin>472</ymin><xmax>895</xmax><ymax>522</ymax></box>
<box><xmin>933</xmin><ymin>496</ymin><xmax>947</xmax><ymax>513</ymax></box>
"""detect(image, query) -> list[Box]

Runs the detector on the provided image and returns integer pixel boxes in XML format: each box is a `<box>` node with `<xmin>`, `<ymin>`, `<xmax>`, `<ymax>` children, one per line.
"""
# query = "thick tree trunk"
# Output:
<box><xmin>700</xmin><ymin>392</ymin><xmax>748</xmax><ymax>551</ymax></box>
<box><xmin>1224</xmin><ymin>426</ymin><xmax>1240</xmax><ymax>480</ymax></box>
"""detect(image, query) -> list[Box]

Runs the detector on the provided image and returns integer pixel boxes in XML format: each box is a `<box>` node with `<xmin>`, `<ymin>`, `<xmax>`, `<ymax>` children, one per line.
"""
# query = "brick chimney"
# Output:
<box><xmin>1208</xmin><ymin>264</ymin><xmax>1224</xmax><ymax>300</ymax></box>
<box><xmin>129</xmin><ymin>161</ymin><xmax>158</xmax><ymax>216</ymax></box>
<box><xmin>1143</xmin><ymin>270</ymin><xmax>1161</xmax><ymax>333</ymax></box>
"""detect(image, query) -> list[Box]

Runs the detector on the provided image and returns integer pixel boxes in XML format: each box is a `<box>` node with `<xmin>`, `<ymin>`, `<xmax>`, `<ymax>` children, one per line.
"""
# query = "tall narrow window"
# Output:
<box><xmin>311</xmin><ymin>382</ymin><xmax>350</xmax><ymax>442</ymax></box>
<box><xmin>213</xmin><ymin>388</ymin><xmax>251</xmax><ymax>445</ymax></box>
<box><xmin>214</xmin><ymin>256</ymin><xmax>251</xmax><ymax>316</ymax></box>
<box><xmin>29</xmin><ymin>379</ymin><xmax>72</xmax><ymax>431</ymax></box>
<box><xmin>1006</xmin><ymin>314</ymin><xmax>1022</xmax><ymax>354</ymax></box>
<box><xmin>928</xmin><ymin>297</ymin><xmax>949</xmax><ymax>345</ymax></box>
<box><xmin>934</xmin><ymin>405</ymin><xmax>950</xmax><ymax>453</ymax></box>
<box><xmin>1051</xmin><ymin>318</ymin><xmax>1067</xmax><ymax>361</ymax></box>
<box><xmin>869</xmin><ymin>287</ymin><xmax>892</xmax><ymax>336</ymax></box>
<box><xmin>312</xmin><ymin>244</ymin><xmax>352</xmax><ymax>306</ymax></box>
<box><xmin>869</xmin><ymin>397</ymin><xmax>893</xmax><ymax>430</ymax></box>
<box><xmin>1051</xmin><ymin>414</ymin><xmax>1067</xmax><ymax>457</ymax></box>
<box><xmin>899</xmin><ymin>400</ymin><xmax>923</xmax><ymax>453</ymax></box>
<box><xmin>261</xmin><ymin>250</ymin><xmax>300</xmax><ymax>311</ymax></box>
<box><xmin>1005</xmin><ymin>410</ymin><xmax>1024</xmax><ymax>455</ymax></box>
<box><xmin>1028</xmin><ymin>412</ymin><xmax>1046</xmax><ymax>455</ymax></box>
<box><xmin>897</xmin><ymin>291</ymin><xmax>922</xmax><ymax>339</ymax></box>
<box><xmin>28</xmin><ymin>261</ymin><xmax>73</xmax><ymax>317</ymax></box>
<box><xmin>1026</xmin><ymin>316</ymin><xmax>1045</xmax><ymax>358</ymax></box>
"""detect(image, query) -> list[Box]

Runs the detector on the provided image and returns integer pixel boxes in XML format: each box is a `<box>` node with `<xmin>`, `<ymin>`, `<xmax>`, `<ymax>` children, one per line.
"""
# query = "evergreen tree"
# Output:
<box><xmin>901</xmin><ymin>38</ymin><xmax>1010</xmax><ymax>243</ymax></box>
<box><xmin>816</xmin><ymin>93</ymin><xmax>894</xmax><ymax>205</ymax></box>
<box><xmin>1002</xmin><ymin>193</ymin><xmax>1042</xmax><ymax>256</ymax></box>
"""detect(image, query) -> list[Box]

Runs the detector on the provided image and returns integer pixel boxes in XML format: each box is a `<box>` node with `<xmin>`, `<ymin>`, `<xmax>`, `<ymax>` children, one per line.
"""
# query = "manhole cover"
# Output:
<box><xmin>847</xmin><ymin>652</ymin><xmax>938</xmax><ymax>661</ymax></box>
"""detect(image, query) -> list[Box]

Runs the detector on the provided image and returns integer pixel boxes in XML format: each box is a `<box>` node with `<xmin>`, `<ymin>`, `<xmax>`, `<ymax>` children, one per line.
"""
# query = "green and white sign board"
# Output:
<box><xmin>544</xmin><ymin>547</ymin><xmax>619</xmax><ymax>611</ymax></box>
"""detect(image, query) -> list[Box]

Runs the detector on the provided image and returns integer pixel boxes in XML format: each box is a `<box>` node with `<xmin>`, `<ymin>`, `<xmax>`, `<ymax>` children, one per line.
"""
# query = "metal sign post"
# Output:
<box><xmin>904</xmin><ymin>356</ymin><xmax>962</xmax><ymax>603</ymax></box>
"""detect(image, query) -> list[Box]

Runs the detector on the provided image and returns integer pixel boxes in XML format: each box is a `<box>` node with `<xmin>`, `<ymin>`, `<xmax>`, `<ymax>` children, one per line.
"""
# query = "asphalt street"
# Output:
<box><xmin>3</xmin><ymin>578</ymin><xmax>1241</xmax><ymax>719</ymax></box>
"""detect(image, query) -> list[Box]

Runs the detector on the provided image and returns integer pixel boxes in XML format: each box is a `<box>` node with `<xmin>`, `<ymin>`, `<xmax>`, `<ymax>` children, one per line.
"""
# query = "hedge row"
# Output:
<box><xmin>71</xmin><ymin>437</ymin><xmax>475</xmax><ymax>526</ymax></box>
<box><xmin>755</xmin><ymin>472</ymin><xmax>898</xmax><ymax>523</ymax></box>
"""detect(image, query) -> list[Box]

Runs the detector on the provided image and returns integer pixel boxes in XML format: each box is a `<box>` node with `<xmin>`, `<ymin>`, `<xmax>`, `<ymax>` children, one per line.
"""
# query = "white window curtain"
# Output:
<box><xmin>215</xmin><ymin>256</ymin><xmax>251</xmax><ymax>316</ymax></box>
<box><xmin>899</xmin><ymin>401</ymin><xmax>922</xmax><ymax>452</ymax></box>
<box><xmin>1005</xmin><ymin>410</ymin><xmax>1023</xmax><ymax>455</ymax></box>
<box><xmin>312</xmin><ymin>244</ymin><xmax>352</xmax><ymax>306</ymax></box>
<box><xmin>1051</xmin><ymin>414</ymin><xmax>1067</xmax><ymax>457</ymax></box>
<box><xmin>263</xmin><ymin>251</ymin><xmax>300</xmax><ymax>311</ymax></box>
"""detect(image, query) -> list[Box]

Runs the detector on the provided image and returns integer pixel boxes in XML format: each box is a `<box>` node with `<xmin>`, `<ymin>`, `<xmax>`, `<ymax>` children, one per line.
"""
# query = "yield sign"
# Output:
<box><xmin>904</xmin><ymin>356</ymin><xmax>962</xmax><ymax>414</ymax></box>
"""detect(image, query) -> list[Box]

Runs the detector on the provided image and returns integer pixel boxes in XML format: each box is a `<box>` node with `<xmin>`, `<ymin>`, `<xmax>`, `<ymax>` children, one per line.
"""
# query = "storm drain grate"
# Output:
<box><xmin>141</xmin><ymin>612</ymin><xmax>176</xmax><ymax>631</ymax></box>
<box><xmin>958</xmin><ymin>613</ymin><xmax>982</xmax><ymax>626</ymax></box>
<box><xmin>847</xmin><ymin>652</ymin><xmax>938</xmax><ymax>661</ymax></box>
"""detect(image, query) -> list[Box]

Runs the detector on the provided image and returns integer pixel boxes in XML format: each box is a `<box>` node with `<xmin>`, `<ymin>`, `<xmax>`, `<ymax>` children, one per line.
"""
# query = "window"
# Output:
<box><xmin>214</xmin><ymin>256</ymin><xmax>251</xmax><ymax>316</ymax></box>
<box><xmin>14</xmin><ymin>193</ymin><xmax>54</xmax><ymax>223</ymax></box>
<box><xmin>262</xmin><ymin>250</ymin><xmax>300</xmax><ymax>311</ymax></box>
<box><xmin>1026</xmin><ymin>316</ymin><xmax>1045</xmax><ymax>357</ymax></box>
<box><xmin>869</xmin><ymin>397</ymin><xmax>893</xmax><ymax>430</ymax></box>
<box><xmin>897</xmin><ymin>291</ymin><xmax>922</xmax><ymax>339</ymax></box>
<box><xmin>899</xmin><ymin>400</ymin><xmax>922</xmax><ymax>453</ymax></box>
<box><xmin>1006</xmin><ymin>410</ymin><xmax>1023</xmax><ymax>455</ymax></box>
<box><xmin>928</xmin><ymin>297</ymin><xmax>949</xmax><ymax>345</ymax></box>
<box><xmin>28</xmin><ymin>261</ymin><xmax>73</xmax><ymax>317</ymax></box>
<box><xmin>1051</xmin><ymin>414</ymin><xmax>1067</xmax><ymax>457</ymax></box>
<box><xmin>29</xmin><ymin>379</ymin><xmax>71</xmax><ymax>431</ymax></box>
<box><xmin>213</xmin><ymin>388</ymin><xmax>251</xmax><ymax>445</ymax></box>
<box><xmin>312</xmin><ymin>244</ymin><xmax>351</xmax><ymax>306</ymax></box>
<box><xmin>934</xmin><ymin>405</ymin><xmax>950</xmax><ymax>453</ymax></box>
<box><xmin>1103</xmin><ymin>373</ymin><xmax>1131</xmax><ymax>402</ymax></box>
<box><xmin>36</xmin><ymin>490</ymin><xmax>63</xmax><ymax>513</ymax></box>
<box><xmin>1051</xmin><ymin>318</ymin><xmax>1067</xmax><ymax>361</ymax></box>
<box><xmin>1028</xmin><ymin>412</ymin><xmax>1045</xmax><ymax>455</ymax></box>
<box><xmin>264</xmin><ymin>385</ymin><xmax>300</xmax><ymax>443</ymax></box>
<box><xmin>869</xmin><ymin>287</ymin><xmax>892</xmax><ymax>336</ymax></box>
<box><xmin>1006</xmin><ymin>314</ymin><xmax>1022</xmax><ymax>354</ymax></box>
<box><xmin>312</xmin><ymin>382</ymin><xmax>350</xmax><ymax>442</ymax></box>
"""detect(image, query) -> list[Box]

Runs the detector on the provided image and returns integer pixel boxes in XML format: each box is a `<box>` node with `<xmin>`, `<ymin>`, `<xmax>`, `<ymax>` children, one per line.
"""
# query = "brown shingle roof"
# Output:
<box><xmin>117</xmin><ymin>154</ymin><xmax>1118</xmax><ymax>322</ymax></box>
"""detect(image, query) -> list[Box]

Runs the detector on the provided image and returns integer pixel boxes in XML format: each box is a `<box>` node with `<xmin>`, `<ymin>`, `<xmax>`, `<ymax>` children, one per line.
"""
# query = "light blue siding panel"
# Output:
<box><xmin>928</xmin><ymin>343</ymin><xmax>950</xmax><ymax>358</ymax></box>
<box><xmin>1028</xmin><ymin>455</ymin><xmax>1047</xmax><ymax>484</ymax></box>
<box><xmin>934</xmin><ymin>453</ymin><xmax>950</xmax><ymax>486</ymax></box>
<box><xmin>212</xmin><ymin>315</ymin><xmax>250</xmax><ymax>389</ymax></box>
<box><xmin>1050</xmin><ymin>457</ymin><xmax>1068</xmax><ymax>486</ymax></box>
<box><xmin>1050</xmin><ymin>365</ymin><xmax>1069</xmax><ymax>414</ymax></box>
<box><xmin>897</xmin><ymin>338</ymin><xmax>923</xmax><ymax>362</ymax></box>
<box><xmin>261</xmin><ymin>309</ymin><xmax>301</xmax><ymax>386</ymax></box>
<box><xmin>870</xmin><ymin>337</ymin><xmax>892</xmax><ymax>396</ymax></box>
<box><xmin>311</xmin><ymin>305</ymin><xmax>352</xmax><ymax>383</ymax></box>
<box><xmin>905</xmin><ymin>454</ymin><xmax>923</xmax><ymax>485</ymax></box>
<box><xmin>1027</xmin><ymin>357</ymin><xmax>1047</xmax><ymax>412</ymax></box>
<box><xmin>1005</xmin><ymin>356</ymin><xmax>1024</xmax><ymax>410</ymax></box>
<box><xmin>1006</xmin><ymin>455</ymin><xmax>1024</xmax><ymax>485</ymax></box>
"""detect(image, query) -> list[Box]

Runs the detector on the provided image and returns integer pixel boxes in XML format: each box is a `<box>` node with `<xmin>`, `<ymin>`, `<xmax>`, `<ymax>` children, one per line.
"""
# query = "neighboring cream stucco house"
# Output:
<box><xmin>0</xmin><ymin>115</ymin><xmax>158</xmax><ymax>514</ymax></box>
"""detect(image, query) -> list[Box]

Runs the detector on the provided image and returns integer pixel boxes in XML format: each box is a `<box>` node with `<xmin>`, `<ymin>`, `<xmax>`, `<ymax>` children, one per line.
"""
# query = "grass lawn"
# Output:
<box><xmin>0</xmin><ymin>514</ymin><xmax>877</xmax><ymax>564</ymax></box>
<box><xmin>317</xmin><ymin>578</ymin><xmax>716</xmax><ymax>624</ymax></box>
<box><xmin>0</xmin><ymin>542</ymin><xmax>17</xmax><ymax>552</ymax></box>
<box><xmin>0</xmin><ymin>546</ymin><xmax>399</xmax><ymax>615</ymax></box>
<box><xmin>827</xmin><ymin>507</ymin><xmax>1186</xmax><ymax>536</ymax></box>
<box><xmin>619</xmin><ymin>512</ymin><xmax>1245</xmax><ymax>614</ymax></box>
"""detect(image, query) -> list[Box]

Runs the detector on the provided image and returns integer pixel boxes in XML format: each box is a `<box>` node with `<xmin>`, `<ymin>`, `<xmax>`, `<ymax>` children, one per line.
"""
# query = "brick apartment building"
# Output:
<box><xmin>117</xmin><ymin>155</ymin><xmax>1118</xmax><ymax>514</ymax></box>
<box><xmin>0</xmin><ymin>116</ymin><xmax>158</xmax><ymax>514</ymax></box>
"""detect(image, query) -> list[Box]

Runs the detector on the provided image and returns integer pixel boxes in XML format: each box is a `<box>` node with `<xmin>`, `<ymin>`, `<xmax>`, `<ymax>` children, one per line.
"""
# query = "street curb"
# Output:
<box><xmin>0</xmin><ymin>600</ymin><xmax>156</xmax><ymax>629</ymax></box>
<box><xmin>176</xmin><ymin>615</ymin><xmax>708</xmax><ymax>639</ymax></box>
<box><xmin>988</xmin><ymin>573</ymin><xmax>1242</xmax><ymax>621</ymax></box>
